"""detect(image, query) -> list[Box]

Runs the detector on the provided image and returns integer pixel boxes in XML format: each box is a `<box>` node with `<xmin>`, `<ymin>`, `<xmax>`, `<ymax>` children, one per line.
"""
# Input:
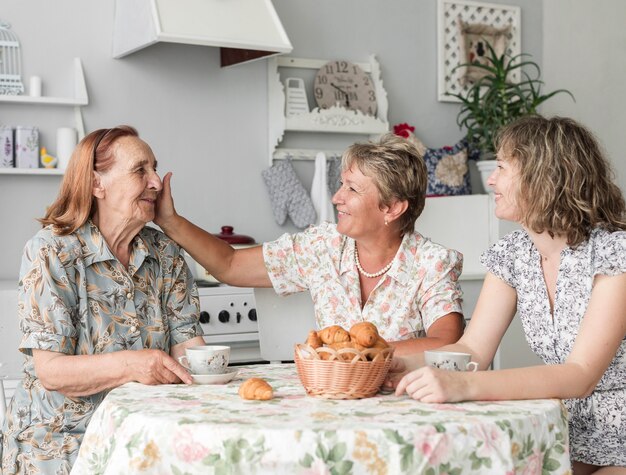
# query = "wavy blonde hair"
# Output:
<box><xmin>496</xmin><ymin>116</ymin><xmax>626</xmax><ymax>246</ymax></box>
<box><xmin>342</xmin><ymin>133</ymin><xmax>427</xmax><ymax>236</ymax></box>
<box><xmin>40</xmin><ymin>126</ymin><xmax>139</xmax><ymax>235</ymax></box>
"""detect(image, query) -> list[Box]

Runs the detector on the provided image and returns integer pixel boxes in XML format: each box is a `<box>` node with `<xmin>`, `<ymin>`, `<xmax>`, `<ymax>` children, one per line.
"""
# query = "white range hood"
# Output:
<box><xmin>112</xmin><ymin>0</ymin><xmax>293</xmax><ymax>67</ymax></box>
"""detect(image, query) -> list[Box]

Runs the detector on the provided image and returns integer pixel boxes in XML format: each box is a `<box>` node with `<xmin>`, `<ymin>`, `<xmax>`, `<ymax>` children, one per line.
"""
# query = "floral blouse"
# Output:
<box><xmin>481</xmin><ymin>228</ymin><xmax>626</xmax><ymax>466</ymax></box>
<box><xmin>263</xmin><ymin>222</ymin><xmax>463</xmax><ymax>341</ymax></box>
<box><xmin>1</xmin><ymin>221</ymin><xmax>202</xmax><ymax>475</ymax></box>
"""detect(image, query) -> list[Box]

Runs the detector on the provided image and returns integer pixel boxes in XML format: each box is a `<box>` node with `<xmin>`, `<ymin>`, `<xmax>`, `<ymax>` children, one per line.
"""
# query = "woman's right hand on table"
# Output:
<box><xmin>124</xmin><ymin>349</ymin><xmax>193</xmax><ymax>385</ymax></box>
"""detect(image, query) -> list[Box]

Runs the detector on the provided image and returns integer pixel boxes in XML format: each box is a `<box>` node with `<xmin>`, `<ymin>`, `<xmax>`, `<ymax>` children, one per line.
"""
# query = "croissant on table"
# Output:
<box><xmin>239</xmin><ymin>378</ymin><xmax>273</xmax><ymax>401</ymax></box>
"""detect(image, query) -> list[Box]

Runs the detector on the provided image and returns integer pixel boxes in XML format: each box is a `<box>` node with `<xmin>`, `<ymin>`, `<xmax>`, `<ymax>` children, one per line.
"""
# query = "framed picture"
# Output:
<box><xmin>437</xmin><ymin>0</ymin><xmax>521</xmax><ymax>102</ymax></box>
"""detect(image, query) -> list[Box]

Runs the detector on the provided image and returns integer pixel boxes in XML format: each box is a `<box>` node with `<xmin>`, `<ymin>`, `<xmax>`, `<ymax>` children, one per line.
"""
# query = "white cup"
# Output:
<box><xmin>424</xmin><ymin>350</ymin><xmax>478</xmax><ymax>372</ymax></box>
<box><xmin>178</xmin><ymin>345</ymin><xmax>230</xmax><ymax>375</ymax></box>
<box><xmin>56</xmin><ymin>127</ymin><xmax>77</xmax><ymax>170</ymax></box>
<box><xmin>29</xmin><ymin>76</ymin><xmax>42</xmax><ymax>97</ymax></box>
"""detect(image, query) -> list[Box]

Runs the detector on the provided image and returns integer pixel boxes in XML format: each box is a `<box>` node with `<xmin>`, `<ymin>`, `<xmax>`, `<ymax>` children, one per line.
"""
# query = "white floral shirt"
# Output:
<box><xmin>263</xmin><ymin>223</ymin><xmax>463</xmax><ymax>341</ymax></box>
<box><xmin>481</xmin><ymin>227</ymin><xmax>626</xmax><ymax>466</ymax></box>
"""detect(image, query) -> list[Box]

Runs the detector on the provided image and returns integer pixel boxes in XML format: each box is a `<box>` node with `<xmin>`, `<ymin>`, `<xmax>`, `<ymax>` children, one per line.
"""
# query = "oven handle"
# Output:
<box><xmin>202</xmin><ymin>332</ymin><xmax>259</xmax><ymax>344</ymax></box>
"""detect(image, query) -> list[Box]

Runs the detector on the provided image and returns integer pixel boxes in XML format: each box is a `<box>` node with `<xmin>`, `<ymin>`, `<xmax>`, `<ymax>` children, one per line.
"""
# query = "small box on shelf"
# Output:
<box><xmin>0</xmin><ymin>126</ymin><xmax>14</xmax><ymax>168</ymax></box>
<box><xmin>14</xmin><ymin>126</ymin><xmax>39</xmax><ymax>168</ymax></box>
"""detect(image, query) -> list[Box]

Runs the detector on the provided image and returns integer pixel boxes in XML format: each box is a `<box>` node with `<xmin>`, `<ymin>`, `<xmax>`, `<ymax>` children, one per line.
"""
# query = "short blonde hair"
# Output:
<box><xmin>342</xmin><ymin>133</ymin><xmax>427</xmax><ymax>236</ymax></box>
<box><xmin>39</xmin><ymin>126</ymin><xmax>139</xmax><ymax>235</ymax></box>
<box><xmin>496</xmin><ymin>116</ymin><xmax>626</xmax><ymax>246</ymax></box>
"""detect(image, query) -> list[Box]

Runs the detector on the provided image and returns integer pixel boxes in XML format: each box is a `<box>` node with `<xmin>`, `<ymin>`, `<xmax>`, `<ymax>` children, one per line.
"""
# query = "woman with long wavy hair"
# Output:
<box><xmin>391</xmin><ymin>116</ymin><xmax>626</xmax><ymax>474</ymax></box>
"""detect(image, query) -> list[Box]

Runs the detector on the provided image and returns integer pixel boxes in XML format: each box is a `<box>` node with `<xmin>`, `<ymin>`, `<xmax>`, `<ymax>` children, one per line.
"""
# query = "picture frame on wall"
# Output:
<box><xmin>437</xmin><ymin>0</ymin><xmax>521</xmax><ymax>102</ymax></box>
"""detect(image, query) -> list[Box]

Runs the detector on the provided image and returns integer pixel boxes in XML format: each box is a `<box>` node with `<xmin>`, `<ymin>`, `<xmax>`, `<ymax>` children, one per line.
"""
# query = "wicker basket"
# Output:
<box><xmin>294</xmin><ymin>343</ymin><xmax>395</xmax><ymax>399</ymax></box>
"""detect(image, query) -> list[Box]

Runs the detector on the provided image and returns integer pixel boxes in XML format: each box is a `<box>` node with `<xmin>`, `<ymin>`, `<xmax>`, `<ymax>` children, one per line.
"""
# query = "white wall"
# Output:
<box><xmin>0</xmin><ymin>0</ymin><xmax>542</xmax><ymax>281</ymax></box>
<box><xmin>542</xmin><ymin>0</ymin><xmax>626</xmax><ymax>192</ymax></box>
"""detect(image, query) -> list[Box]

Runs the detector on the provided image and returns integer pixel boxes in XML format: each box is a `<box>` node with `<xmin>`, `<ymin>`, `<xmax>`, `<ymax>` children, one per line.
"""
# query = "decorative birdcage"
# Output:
<box><xmin>0</xmin><ymin>21</ymin><xmax>24</xmax><ymax>95</ymax></box>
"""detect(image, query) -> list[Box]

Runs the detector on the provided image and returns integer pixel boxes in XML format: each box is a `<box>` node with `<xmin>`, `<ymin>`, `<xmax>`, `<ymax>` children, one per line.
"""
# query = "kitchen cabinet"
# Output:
<box><xmin>0</xmin><ymin>57</ymin><xmax>88</xmax><ymax>176</ymax></box>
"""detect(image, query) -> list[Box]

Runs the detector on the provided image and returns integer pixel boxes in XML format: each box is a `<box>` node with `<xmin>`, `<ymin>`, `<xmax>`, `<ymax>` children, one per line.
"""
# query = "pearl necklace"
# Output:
<box><xmin>354</xmin><ymin>245</ymin><xmax>394</xmax><ymax>278</ymax></box>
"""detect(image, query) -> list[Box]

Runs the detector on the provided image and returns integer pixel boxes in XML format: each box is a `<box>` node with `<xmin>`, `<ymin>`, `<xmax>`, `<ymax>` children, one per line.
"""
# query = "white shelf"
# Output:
<box><xmin>0</xmin><ymin>58</ymin><xmax>88</xmax><ymax>139</ymax></box>
<box><xmin>0</xmin><ymin>95</ymin><xmax>87</xmax><ymax>106</ymax></box>
<box><xmin>0</xmin><ymin>168</ymin><xmax>64</xmax><ymax>176</ymax></box>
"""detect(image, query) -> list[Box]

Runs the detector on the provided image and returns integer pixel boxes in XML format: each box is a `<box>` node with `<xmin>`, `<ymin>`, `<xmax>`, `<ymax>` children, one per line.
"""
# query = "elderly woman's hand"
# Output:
<box><xmin>125</xmin><ymin>348</ymin><xmax>193</xmax><ymax>385</ymax></box>
<box><xmin>394</xmin><ymin>366</ymin><xmax>469</xmax><ymax>403</ymax></box>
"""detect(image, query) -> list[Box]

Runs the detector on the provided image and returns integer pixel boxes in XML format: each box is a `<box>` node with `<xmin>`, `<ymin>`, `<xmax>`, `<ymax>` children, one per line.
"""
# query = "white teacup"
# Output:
<box><xmin>424</xmin><ymin>350</ymin><xmax>478</xmax><ymax>372</ymax></box>
<box><xmin>178</xmin><ymin>345</ymin><xmax>230</xmax><ymax>375</ymax></box>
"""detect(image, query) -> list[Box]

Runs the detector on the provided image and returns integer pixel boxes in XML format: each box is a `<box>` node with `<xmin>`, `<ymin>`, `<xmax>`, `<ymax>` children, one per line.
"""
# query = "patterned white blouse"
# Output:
<box><xmin>263</xmin><ymin>222</ymin><xmax>463</xmax><ymax>341</ymax></box>
<box><xmin>481</xmin><ymin>228</ymin><xmax>626</xmax><ymax>466</ymax></box>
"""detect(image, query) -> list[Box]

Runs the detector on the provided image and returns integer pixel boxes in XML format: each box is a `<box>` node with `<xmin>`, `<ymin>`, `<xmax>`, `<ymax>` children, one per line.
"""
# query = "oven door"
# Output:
<box><xmin>202</xmin><ymin>332</ymin><xmax>263</xmax><ymax>365</ymax></box>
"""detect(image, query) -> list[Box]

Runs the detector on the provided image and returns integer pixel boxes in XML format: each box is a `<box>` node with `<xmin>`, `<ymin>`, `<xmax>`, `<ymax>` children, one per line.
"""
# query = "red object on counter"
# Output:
<box><xmin>214</xmin><ymin>226</ymin><xmax>255</xmax><ymax>245</ymax></box>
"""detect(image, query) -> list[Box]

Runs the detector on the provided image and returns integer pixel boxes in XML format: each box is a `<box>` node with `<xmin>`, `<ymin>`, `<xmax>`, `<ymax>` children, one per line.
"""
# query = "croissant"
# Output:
<box><xmin>318</xmin><ymin>325</ymin><xmax>350</xmax><ymax>345</ymax></box>
<box><xmin>305</xmin><ymin>330</ymin><xmax>323</xmax><ymax>349</ymax></box>
<box><xmin>349</xmin><ymin>322</ymin><xmax>379</xmax><ymax>348</ymax></box>
<box><xmin>239</xmin><ymin>378</ymin><xmax>273</xmax><ymax>401</ymax></box>
<box><xmin>371</xmin><ymin>336</ymin><xmax>389</xmax><ymax>349</ymax></box>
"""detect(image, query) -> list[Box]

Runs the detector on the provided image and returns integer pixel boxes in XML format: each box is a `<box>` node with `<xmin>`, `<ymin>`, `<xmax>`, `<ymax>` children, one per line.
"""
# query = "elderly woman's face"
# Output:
<box><xmin>332</xmin><ymin>165</ymin><xmax>386</xmax><ymax>239</ymax></box>
<box><xmin>96</xmin><ymin>136</ymin><xmax>162</xmax><ymax>225</ymax></box>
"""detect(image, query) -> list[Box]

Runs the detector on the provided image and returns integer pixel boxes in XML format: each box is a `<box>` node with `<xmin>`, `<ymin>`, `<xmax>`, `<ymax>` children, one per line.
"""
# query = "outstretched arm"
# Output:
<box><xmin>395</xmin><ymin>272</ymin><xmax>626</xmax><ymax>402</ymax></box>
<box><xmin>155</xmin><ymin>172</ymin><xmax>272</xmax><ymax>287</ymax></box>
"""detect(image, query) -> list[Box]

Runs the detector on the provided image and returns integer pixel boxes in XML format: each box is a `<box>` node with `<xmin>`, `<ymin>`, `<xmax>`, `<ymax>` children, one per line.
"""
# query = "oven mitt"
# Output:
<box><xmin>262</xmin><ymin>159</ymin><xmax>317</xmax><ymax>228</ymax></box>
<box><xmin>327</xmin><ymin>155</ymin><xmax>342</xmax><ymax>196</ymax></box>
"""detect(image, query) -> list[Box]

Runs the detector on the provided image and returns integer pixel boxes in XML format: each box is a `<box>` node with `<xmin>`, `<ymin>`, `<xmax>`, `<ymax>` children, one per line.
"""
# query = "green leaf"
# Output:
<box><xmin>171</xmin><ymin>466</ymin><xmax>183</xmax><ymax>475</ymax></box>
<box><xmin>400</xmin><ymin>445</ymin><xmax>414</xmax><ymax>471</ymax></box>
<box><xmin>329</xmin><ymin>443</ymin><xmax>347</xmax><ymax>462</ymax></box>
<box><xmin>203</xmin><ymin>453</ymin><xmax>221</xmax><ymax>465</ymax></box>
<box><xmin>383</xmin><ymin>429</ymin><xmax>406</xmax><ymax>445</ymax></box>
<box><xmin>300</xmin><ymin>454</ymin><xmax>314</xmax><ymax>468</ymax></box>
<box><xmin>332</xmin><ymin>460</ymin><xmax>354</xmax><ymax>475</ymax></box>
<box><xmin>543</xmin><ymin>458</ymin><xmax>561</xmax><ymax>471</ymax></box>
<box><xmin>316</xmin><ymin>443</ymin><xmax>328</xmax><ymax>461</ymax></box>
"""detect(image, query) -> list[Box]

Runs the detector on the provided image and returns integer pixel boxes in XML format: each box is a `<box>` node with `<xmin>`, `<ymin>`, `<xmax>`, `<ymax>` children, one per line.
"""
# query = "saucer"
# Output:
<box><xmin>191</xmin><ymin>369</ymin><xmax>238</xmax><ymax>385</ymax></box>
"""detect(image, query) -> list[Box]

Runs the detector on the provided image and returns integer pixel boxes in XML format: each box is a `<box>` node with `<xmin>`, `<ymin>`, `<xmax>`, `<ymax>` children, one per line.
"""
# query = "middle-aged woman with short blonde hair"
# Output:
<box><xmin>391</xmin><ymin>116</ymin><xmax>626</xmax><ymax>474</ymax></box>
<box><xmin>156</xmin><ymin>133</ymin><xmax>465</xmax><ymax>355</ymax></box>
<box><xmin>1</xmin><ymin>126</ymin><xmax>205</xmax><ymax>474</ymax></box>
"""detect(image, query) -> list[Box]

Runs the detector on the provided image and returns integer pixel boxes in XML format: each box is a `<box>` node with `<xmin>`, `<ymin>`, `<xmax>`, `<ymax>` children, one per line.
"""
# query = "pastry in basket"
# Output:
<box><xmin>239</xmin><ymin>378</ymin><xmax>273</xmax><ymax>401</ymax></box>
<box><xmin>295</xmin><ymin>323</ymin><xmax>395</xmax><ymax>399</ymax></box>
<box><xmin>306</xmin><ymin>323</ymin><xmax>391</xmax><ymax>361</ymax></box>
<box><xmin>305</xmin><ymin>330</ymin><xmax>323</xmax><ymax>349</ymax></box>
<box><xmin>349</xmin><ymin>321</ymin><xmax>379</xmax><ymax>347</ymax></box>
<box><xmin>317</xmin><ymin>325</ymin><xmax>350</xmax><ymax>344</ymax></box>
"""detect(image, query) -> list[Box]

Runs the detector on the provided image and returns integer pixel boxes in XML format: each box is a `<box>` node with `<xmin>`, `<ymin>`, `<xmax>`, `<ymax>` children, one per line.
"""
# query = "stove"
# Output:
<box><xmin>196</xmin><ymin>284</ymin><xmax>263</xmax><ymax>364</ymax></box>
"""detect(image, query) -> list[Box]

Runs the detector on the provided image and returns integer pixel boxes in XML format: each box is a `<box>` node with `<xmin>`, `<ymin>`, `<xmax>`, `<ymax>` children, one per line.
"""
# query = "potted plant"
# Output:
<box><xmin>448</xmin><ymin>42</ymin><xmax>574</xmax><ymax>190</ymax></box>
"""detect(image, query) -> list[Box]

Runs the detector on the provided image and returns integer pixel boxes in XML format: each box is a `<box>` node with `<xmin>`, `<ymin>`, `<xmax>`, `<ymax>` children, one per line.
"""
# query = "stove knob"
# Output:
<box><xmin>248</xmin><ymin>308</ymin><xmax>257</xmax><ymax>322</ymax></box>
<box><xmin>236</xmin><ymin>312</ymin><xmax>242</xmax><ymax>323</ymax></box>
<box><xmin>218</xmin><ymin>310</ymin><xmax>230</xmax><ymax>323</ymax></box>
<box><xmin>199</xmin><ymin>311</ymin><xmax>210</xmax><ymax>324</ymax></box>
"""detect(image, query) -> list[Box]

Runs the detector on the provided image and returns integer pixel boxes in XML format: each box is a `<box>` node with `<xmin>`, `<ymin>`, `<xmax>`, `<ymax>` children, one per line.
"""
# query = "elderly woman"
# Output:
<box><xmin>156</xmin><ymin>133</ymin><xmax>464</xmax><ymax>354</ymax></box>
<box><xmin>1</xmin><ymin>126</ymin><xmax>205</xmax><ymax>474</ymax></box>
<box><xmin>392</xmin><ymin>117</ymin><xmax>626</xmax><ymax>474</ymax></box>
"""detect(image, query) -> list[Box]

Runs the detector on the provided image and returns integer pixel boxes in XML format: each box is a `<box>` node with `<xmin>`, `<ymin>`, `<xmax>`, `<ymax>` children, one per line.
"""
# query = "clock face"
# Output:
<box><xmin>314</xmin><ymin>60</ymin><xmax>377</xmax><ymax>116</ymax></box>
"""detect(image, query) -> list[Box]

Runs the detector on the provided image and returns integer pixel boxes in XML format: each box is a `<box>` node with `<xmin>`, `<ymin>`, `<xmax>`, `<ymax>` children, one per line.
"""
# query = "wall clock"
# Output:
<box><xmin>314</xmin><ymin>60</ymin><xmax>377</xmax><ymax>116</ymax></box>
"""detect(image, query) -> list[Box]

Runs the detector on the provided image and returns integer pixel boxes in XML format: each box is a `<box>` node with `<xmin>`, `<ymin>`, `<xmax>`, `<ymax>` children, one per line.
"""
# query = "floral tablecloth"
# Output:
<box><xmin>71</xmin><ymin>364</ymin><xmax>571</xmax><ymax>475</ymax></box>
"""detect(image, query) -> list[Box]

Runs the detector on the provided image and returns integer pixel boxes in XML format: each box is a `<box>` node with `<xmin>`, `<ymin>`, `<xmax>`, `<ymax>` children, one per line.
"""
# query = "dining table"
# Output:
<box><xmin>71</xmin><ymin>363</ymin><xmax>571</xmax><ymax>474</ymax></box>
